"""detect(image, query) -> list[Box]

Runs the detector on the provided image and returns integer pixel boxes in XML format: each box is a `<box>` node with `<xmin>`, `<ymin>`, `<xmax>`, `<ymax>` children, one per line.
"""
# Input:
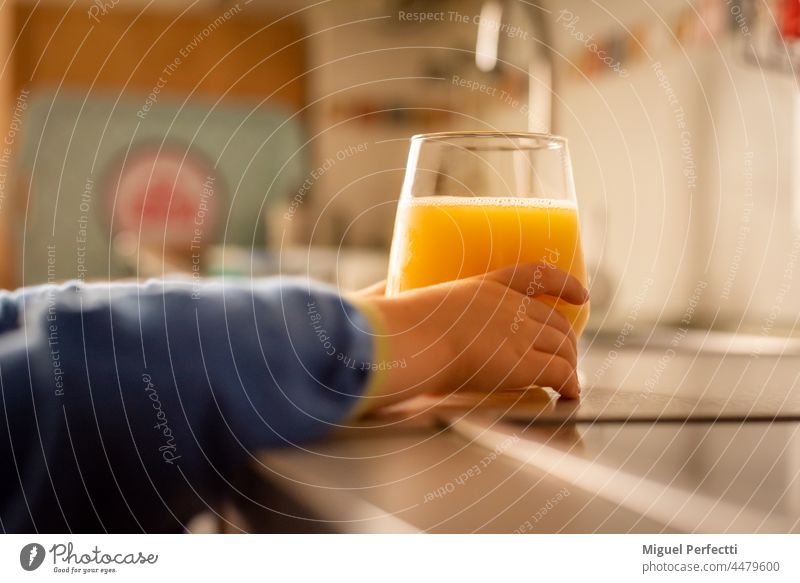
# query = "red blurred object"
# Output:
<box><xmin>781</xmin><ymin>0</ymin><xmax>800</xmax><ymax>39</ymax></box>
<box><xmin>110</xmin><ymin>146</ymin><xmax>219</xmax><ymax>250</ymax></box>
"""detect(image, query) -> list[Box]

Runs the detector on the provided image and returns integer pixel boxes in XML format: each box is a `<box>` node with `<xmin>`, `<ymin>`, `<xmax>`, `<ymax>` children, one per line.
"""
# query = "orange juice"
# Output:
<box><xmin>387</xmin><ymin>196</ymin><xmax>589</xmax><ymax>335</ymax></box>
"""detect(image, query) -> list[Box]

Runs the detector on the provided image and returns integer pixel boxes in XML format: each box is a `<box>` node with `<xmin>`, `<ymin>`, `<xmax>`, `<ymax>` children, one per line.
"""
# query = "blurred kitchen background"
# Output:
<box><xmin>0</xmin><ymin>0</ymin><xmax>797</xmax><ymax>337</ymax></box>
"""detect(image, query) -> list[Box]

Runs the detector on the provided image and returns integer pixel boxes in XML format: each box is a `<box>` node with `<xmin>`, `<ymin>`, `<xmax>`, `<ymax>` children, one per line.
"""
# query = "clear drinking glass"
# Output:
<box><xmin>386</xmin><ymin>131</ymin><xmax>589</xmax><ymax>336</ymax></box>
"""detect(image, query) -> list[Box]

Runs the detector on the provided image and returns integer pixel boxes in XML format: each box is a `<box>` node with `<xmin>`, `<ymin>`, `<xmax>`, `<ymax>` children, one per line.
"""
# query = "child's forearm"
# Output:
<box><xmin>0</xmin><ymin>278</ymin><xmax>376</xmax><ymax>532</ymax></box>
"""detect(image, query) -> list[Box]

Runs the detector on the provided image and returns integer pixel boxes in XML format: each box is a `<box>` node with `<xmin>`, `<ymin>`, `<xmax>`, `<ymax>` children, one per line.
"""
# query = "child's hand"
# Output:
<box><xmin>352</xmin><ymin>263</ymin><xmax>589</xmax><ymax>413</ymax></box>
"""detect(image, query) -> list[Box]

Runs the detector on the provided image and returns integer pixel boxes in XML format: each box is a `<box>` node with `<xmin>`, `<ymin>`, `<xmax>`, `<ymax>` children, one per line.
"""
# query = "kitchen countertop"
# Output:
<box><xmin>228</xmin><ymin>333</ymin><xmax>800</xmax><ymax>533</ymax></box>
<box><xmin>234</xmin><ymin>418</ymin><xmax>798</xmax><ymax>533</ymax></box>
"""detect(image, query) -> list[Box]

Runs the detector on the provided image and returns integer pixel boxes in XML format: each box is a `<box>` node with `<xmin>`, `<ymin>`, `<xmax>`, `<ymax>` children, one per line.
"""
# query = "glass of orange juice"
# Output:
<box><xmin>386</xmin><ymin>131</ymin><xmax>589</xmax><ymax>336</ymax></box>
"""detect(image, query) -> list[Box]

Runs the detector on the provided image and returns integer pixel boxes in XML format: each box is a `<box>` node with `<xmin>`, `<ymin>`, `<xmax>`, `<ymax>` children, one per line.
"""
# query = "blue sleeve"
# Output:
<box><xmin>0</xmin><ymin>278</ymin><xmax>376</xmax><ymax>532</ymax></box>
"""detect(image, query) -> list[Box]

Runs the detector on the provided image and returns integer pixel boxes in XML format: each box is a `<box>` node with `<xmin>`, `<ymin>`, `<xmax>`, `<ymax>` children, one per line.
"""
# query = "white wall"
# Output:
<box><xmin>547</xmin><ymin>0</ymin><xmax>800</xmax><ymax>334</ymax></box>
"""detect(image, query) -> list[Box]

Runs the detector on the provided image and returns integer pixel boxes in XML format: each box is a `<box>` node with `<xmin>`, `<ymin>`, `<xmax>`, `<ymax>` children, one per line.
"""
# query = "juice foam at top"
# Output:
<box><xmin>402</xmin><ymin>195</ymin><xmax>576</xmax><ymax>209</ymax></box>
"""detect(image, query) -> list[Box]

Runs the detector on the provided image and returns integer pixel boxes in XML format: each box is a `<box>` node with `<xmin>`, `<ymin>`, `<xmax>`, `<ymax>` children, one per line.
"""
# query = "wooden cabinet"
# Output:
<box><xmin>13</xmin><ymin>2</ymin><xmax>305</xmax><ymax>108</ymax></box>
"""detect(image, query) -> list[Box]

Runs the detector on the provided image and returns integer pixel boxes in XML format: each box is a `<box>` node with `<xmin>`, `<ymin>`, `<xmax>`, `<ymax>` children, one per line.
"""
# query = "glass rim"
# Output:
<box><xmin>410</xmin><ymin>131</ymin><xmax>568</xmax><ymax>146</ymax></box>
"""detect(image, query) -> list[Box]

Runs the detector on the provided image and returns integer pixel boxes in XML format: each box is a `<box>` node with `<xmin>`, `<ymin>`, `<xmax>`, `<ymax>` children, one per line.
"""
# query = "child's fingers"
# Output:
<box><xmin>483</xmin><ymin>263</ymin><xmax>589</xmax><ymax>305</ymax></box>
<box><xmin>525</xmin><ymin>299</ymin><xmax>575</xmax><ymax>342</ymax></box>
<box><xmin>522</xmin><ymin>322</ymin><xmax>577</xmax><ymax>369</ymax></box>
<box><xmin>525</xmin><ymin>351</ymin><xmax>580</xmax><ymax>398</ymax></box>
<box><xmin>505</xmin><ymin>348</ymin><xmax>579</xmax><ymax>398</ymax></box>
